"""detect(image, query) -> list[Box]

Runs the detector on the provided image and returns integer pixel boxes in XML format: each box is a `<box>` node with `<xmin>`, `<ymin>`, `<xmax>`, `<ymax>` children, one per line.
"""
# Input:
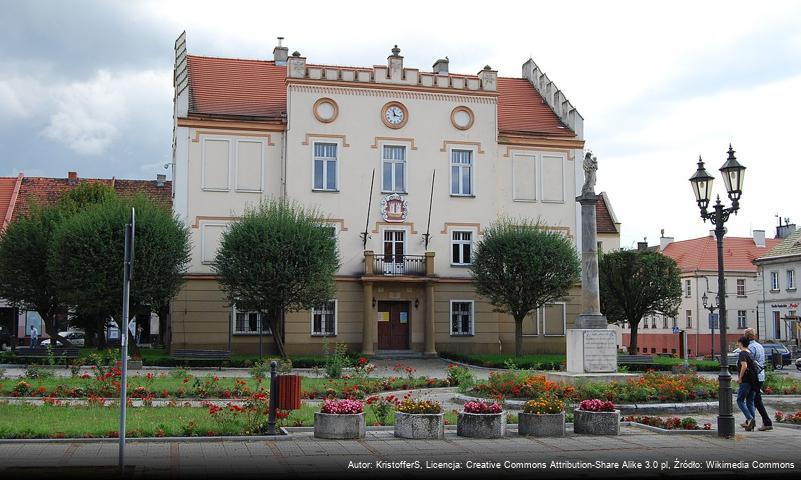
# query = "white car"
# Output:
<box><xmin>40</xmin><ymin>331</ymin><xmax>85</xmax><ymax>347</ymax></box>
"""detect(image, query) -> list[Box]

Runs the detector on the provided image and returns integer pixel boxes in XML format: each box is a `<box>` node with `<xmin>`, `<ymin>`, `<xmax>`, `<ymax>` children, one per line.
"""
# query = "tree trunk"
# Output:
<box><xmin>157</xmin><ymin>305</ymin><xmax>171</xmax><ymax>353</ymax></box>
<box><xmin>628</xmin><ymin>321</ymin><xmax>639</xmax><ymax>354</ymax></box>
<box><xmin>96</xmin><ymin>316</ymin><xmax>107</xmax><ymax>349</ymax></box>
<box><xmin>268</xmin><ymin>309</ymin><xmax>287</xmax><ymax>359</ymax></box>
<box><xmin>41</xmin><ymin>312</ymin><xmax>73</xmax><ymax>348</ymax></box>
<box><xmin>514</xmin><ymin>316</ymin><xmax>524</xmax><ymax>357</ymax></box>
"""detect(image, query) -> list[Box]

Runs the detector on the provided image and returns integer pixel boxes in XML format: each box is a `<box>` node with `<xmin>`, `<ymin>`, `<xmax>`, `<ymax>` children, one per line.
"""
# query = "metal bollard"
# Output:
<box><xmin>267</xmin><ymin>360</ymin><xmax>278</xmax><ymax>435</ymax></box>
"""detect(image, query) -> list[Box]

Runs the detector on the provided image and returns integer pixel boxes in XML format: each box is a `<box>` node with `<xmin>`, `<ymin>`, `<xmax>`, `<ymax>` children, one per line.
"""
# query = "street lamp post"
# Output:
<box><xmin>689</xmin><ymin>145</ymin><xmax>746</xmax><ymax>439</ymax></box>
<box><xmin>701</xmin><ymin>292</ymin><xmax>719</xmax><ymax>358</ymax></box>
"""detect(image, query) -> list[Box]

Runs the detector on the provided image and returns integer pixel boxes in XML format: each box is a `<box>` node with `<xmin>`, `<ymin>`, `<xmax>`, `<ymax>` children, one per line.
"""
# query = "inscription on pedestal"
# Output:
<box><xmin>583</xmin><ymin>330</ymin><xmax>617</xmax><ymax>373</ymax></box>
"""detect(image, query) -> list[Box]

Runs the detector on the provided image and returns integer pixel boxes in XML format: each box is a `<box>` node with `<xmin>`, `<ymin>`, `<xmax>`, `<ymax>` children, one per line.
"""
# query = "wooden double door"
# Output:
<box><xmin>377</xmin><ymin>301</ymin><xmax>410</xmax><ymax>350</ymax></box>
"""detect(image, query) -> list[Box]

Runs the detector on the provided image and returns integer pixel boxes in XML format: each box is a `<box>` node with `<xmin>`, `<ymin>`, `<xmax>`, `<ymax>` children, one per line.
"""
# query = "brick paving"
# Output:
<box><xmin>0</xmin><ymin>425</ymin><xmax>798</xmax><ymax>479</ymax></box>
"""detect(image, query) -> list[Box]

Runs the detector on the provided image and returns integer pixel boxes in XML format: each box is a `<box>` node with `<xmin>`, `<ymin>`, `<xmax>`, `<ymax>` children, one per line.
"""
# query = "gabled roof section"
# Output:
<box><xmin>496</xmin><ymin>77</ymin><xmax>575</xmax><ymax>137</ymax></box>
<box><xmin>595</xmin><ymin>192</ymin><xmax>619</xmax><ymax>234</ymax></box>
<box><xmin>184</xmin><ymin>54</ymin><xmax>577</xmax><ymax>137</ymax></box>
<box><xmin>0</xmin><ymin>174</ymin><xmax>23</xmax><ymax>231</ymax></box>
<box><xmin>755</xmin><ymin>228</ymin><xmax>801</xmax><ymax>261</ymax></box>
<box><xmin>11</xmin><ymin>175</ymin><xmax>172</xmax><ymax>222</ymax></box>
<box><xmin>187</xmin><ymin>55</ymin><xmax>287</xmax><ymax>119</ymax></box>
<box><xmin>663</xmin><ymin>236</ymin><xmax>782</xmax><ymax>273</ymax></box>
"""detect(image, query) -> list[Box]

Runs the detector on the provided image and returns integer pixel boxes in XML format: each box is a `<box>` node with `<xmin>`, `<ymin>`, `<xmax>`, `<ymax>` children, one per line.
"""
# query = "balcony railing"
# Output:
<box><xmin>374</xmin><ymin>254</ymin><xmax>427</xmax><ymax>276</ymax></box>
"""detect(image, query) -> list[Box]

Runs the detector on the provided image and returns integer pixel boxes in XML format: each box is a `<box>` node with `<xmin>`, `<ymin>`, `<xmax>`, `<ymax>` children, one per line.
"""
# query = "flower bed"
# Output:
<box><xmin>774</xmin><ymin>410</ymin><xmax>801</xmax><ymax>425</ymax></box>
<box><xmin>624</xmin><ymin>415</ymin><xmax>711</xmax><ymax>430</ymax></box>
<box><xmin>472</xmin><ymin>371</ymin><xmax>718</xmax><ymax>403</ymax></box>
<box><xmin>463</xmin><ymin>401</ymin><xmax>502</xmax><ymax>414</ymax></box>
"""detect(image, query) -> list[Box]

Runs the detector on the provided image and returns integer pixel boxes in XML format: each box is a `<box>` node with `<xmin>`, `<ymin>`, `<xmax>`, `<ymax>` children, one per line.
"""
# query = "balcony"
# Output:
<box><xmin>364</xmin><ymin>251</ymin><xmax>434</xmax><ymax>277</ymax></box>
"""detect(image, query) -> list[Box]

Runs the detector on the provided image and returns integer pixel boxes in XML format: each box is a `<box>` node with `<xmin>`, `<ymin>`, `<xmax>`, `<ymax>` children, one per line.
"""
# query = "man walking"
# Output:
<box><xmin>29</xmin><ymin>325</ymin><xmax>38</xmax><ymax>347</ymax></box>
<box><xmin>744</xmin><ymin>328</ymin><xmax>773</xmax><ymax>431</ymax></box>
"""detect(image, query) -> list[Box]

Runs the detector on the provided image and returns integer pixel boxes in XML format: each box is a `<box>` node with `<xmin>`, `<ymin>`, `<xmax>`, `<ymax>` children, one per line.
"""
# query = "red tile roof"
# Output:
<box><xmin>188</xmin><ymin>55</ymin><xmax>287</xmax><ymax>119</ymax></box>
<box><xmin>596</xmin><ymin>193</ymin><xmax>618</xmax><ymax>234</ymax></box>
<box><xmin>11</xmin><ymin>175</ymin><xmax>172</xmax><ymax>222</ymax></box>
<box><xmin>186</xmin><ymin>55</ymin><xmax>575</xmax><ymax>136</ymax></box>
<box><xmin>0</xmin><ymin>176</ymin><xmax>21</xmax><ymax>231</ymax></box>
<box><xmin>662</xmin><ymin>236</ymin><xmax>782</xmax><ymax>273</ymax></box>
<box><xmin>496</xmin><ymin>77</ymin><xmax>574</xmax><ymax>137</ymax></box>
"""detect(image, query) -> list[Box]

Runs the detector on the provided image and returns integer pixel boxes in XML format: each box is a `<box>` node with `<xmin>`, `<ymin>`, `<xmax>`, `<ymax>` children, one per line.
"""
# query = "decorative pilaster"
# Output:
<box><xmin>362</xmin><ymin>282</ymin><xmax>374</xmax><ymax>355</ymax></box>
<box><xmin>424</xmin><ymin>280</ymin><xmax>436</xmax><ymax>357</ymax></box>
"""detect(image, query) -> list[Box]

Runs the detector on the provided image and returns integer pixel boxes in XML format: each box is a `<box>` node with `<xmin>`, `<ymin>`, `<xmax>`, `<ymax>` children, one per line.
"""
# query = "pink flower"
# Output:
<box><xmin>463</xmin><ymin>401</ymin><xmax>502</xmax><ymax>414</ymax></box>
<box><xmin>320</xmin><ymin>398</ymin><xmax>364</xmax><ymax>414</ymax></box>
<box><xmin>578</xmin><ymin>399</ymin><xmax>616</xmax><ymax>412</ymax></box>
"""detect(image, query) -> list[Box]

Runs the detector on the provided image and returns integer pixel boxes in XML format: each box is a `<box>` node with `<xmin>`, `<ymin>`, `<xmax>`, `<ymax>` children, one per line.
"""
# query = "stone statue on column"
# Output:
<box><xmin>566</xmin><ymin>150</ymin><xmax>617</xmax><ymax>374</ymax></box>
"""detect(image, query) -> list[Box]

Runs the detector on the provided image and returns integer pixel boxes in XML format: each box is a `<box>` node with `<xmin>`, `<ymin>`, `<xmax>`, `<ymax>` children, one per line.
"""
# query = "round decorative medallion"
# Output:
<box><xmin>451</xmin><ymin>106</ymin><xmax>474</xmax><ymax>130</ymax></box>
<box><xmin>381</xmin><ymin>101</ymin><xmax>408</xmax><ymax>129</ymax></box>
<box><xmin>313</xmin><ymin>97</ymin><xmax>339</xmax><ymax>123</ymax></box>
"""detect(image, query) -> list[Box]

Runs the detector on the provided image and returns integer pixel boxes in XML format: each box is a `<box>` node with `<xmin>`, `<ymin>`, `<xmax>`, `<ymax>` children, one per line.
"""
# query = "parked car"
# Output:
<box><xmin>727</xmin><ymin>342</ymin><xmax>792</xmax><ymax>370</ymax></box>
<box><xmin>40</xmin><ymin>330</ymin><xmax>85</xmax><ymax>347</ymax></box>
<box><xmin>796</xmin><ymin>356</ymin><xmax>801</xmax><ymax>371</ymax></box>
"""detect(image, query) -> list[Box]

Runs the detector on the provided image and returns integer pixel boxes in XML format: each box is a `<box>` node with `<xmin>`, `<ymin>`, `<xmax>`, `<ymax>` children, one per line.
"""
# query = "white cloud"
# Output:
<box><xmin>39</xmin><ymin>69</ymin><xmax>171</xmax><ymax>156</ymax></box>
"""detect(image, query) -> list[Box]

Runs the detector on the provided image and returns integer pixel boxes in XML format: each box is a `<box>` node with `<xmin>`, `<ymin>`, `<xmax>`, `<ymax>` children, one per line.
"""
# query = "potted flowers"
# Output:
<box><xmin>519</xmin><ymin>395</ymin><xmax>565</xmax><ymax>437</ymax></box>
<box><xmin>457</xmin><ymin>401</ymin><xmax>506</xmax><ymax>438</ymax></box>
<box><xmin>573</xmin><ymin>399</ymin><xmax>620</xmax><ymax>435</ymax></box>
<box><xmin>314</xmin><ymin>399</ymin><xmax>365</xmax><ymax>439</ymax></box>
<box><xmin>394</xmin><ymin>398</ymin><xmax>444</xmax><ymax>439</ymax></box>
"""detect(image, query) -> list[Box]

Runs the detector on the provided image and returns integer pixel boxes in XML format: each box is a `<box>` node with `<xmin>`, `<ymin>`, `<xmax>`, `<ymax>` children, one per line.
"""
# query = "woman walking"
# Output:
<box><xmin>735</xmin><ymin>336</ymin><xmax>759</xmax><ymax>431</ymax></box>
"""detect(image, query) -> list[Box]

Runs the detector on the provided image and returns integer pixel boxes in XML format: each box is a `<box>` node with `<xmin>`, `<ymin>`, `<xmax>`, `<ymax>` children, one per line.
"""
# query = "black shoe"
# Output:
<box><xmin>757</xmin><ymin>425</ymin><xmax>773</xmax><ymax>431</ymax></box>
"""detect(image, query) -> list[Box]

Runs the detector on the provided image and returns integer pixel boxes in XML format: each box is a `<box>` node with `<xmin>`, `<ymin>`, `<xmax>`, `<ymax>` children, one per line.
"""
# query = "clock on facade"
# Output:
<box><xmin>313</xmin><ymin>97</ymin><xmax>339</xmax><ymax>123</ymax></box>
<box><xmin>381</xmin><ymin>101</ymin><xmax>408</xmax><ymax>129</ymax></box>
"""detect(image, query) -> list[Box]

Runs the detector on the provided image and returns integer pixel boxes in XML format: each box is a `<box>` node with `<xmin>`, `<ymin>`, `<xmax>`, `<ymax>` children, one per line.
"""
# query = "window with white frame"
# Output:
<box><xmin>312</xmin><ymin>300</ymin><xmax>336</xmax><ymax>336</ymax></box>
<box><xmin>686</xmin><ymin>310</ymin><xmax>692</xmax><ymax>329</ymax></box>
<box><xmin>737</xmin><ymin>310</ymin><xmax>747</xmax><ymax>329</ymax></box>
<box><xmin>685</xmin><ymin>280</ymin><xmax>691</xmax><ymax>297</ymax></box>
<box><xmin>671</xmin><ymin>317</ymin><xmax>677</xmax><ymax>328</ymax></box>
<box><xmin>521</xmin><ymin>311</ymin><xmax>538</xmax><ymax>336</ymax></box>
<box><xmin>651</xmin><ymin>316</ymin><xmax>657</xmax><ymax>329</ymax></box>
<box><xmin>643</xmin><ymin>318</ymin><xmax>649</xmax><ymax>328</ymax></box>
<box><xmin>233</xmin><ymin>308</ymin><xmax>271</xmax><ymax>335</ymax></box>
<box><xmin>736</xmin><ymin>279</ymin><xmax>745</xmax><ymax>296</ymax></box>
<box><xmin>382</xmin><ymin>145</ymin><xmax>406</xmax><ymax>193</ymax></box>
<box><xmin>662</xmin><ymin>316</ymin><xmax>668</xmax><ymax>329</ymax></box>
<box><xmin>451</xmin><ymin>230</ymin><xmax>472</xmax><ymax>265</ymax></box>
<box><xmin>313</xmin><ymin>142</ymin><xmax>338</xmax><ymax>191</ymax></box>
<box><xmin>771</xmin><ymin>271</ymin><xmax>780</xmax><ymax>291</ymax></box>
<box><xmin>512</xmin><ymin>153</ymin><xmax>536</xmax><ymax>201</ymax></box>
<box><xmin>450</xmin><ymin>301</ymin><xmax>473</xmax><ymax>335</ymax></box>
<box><xmin>787</xmin><ymin>270</ymin><xmax>796</xmax><ymax>290</ymax></box>
<box><xmin>450</xmin><ymin>149</ymin><xmax>473</xmax><ymax>196</ymax></box>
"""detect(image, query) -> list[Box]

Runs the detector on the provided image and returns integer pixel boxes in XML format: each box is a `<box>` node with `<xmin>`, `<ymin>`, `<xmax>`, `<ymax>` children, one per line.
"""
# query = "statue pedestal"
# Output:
<box><xmin>566</xmin><ymin>327</ymin><xmax>617</xmax><ymax>374</ymax></box>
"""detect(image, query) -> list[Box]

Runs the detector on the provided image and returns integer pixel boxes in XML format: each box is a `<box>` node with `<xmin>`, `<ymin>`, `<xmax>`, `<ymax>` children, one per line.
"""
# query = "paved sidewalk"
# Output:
<box><xmin>0</xmin><ymin>425</ymin><xmax>798</xmax><ymax>479</ymax></box>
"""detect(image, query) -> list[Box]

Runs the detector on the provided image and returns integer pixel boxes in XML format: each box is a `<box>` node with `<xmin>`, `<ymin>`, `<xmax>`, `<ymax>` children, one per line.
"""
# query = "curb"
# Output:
<box><xmin>625</xmin><ymin>422</ymin><xmax>716</xmax><ymax>435</ymax></box>
<box><xmin>0</xmin><ymin>427</ymin><xmax>292</xmax><ymax>444</ymax></box>
<box><xmin>452</xmin><ymin>393</ymin><xmax>720</xmax><ymax>414</ymax></box>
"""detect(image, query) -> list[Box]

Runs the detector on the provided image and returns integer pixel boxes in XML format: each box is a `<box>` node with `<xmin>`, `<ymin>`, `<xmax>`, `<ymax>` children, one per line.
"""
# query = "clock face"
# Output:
<box><xmin>385</xmin><ymin>106</ymin><xmax>404</xmax><ymax>125</ymax></box>
<box><xmin>381</xmin><ymin>102</ymin><xmax>408</xmax><ymax>128</ymax></box>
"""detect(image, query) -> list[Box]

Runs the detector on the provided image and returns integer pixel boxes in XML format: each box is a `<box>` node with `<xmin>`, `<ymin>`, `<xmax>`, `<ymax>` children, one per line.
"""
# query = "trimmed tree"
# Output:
<box><xmin>471</xmin><ymin>219</ymin><xmax>580</xmax><ymax>356</ymax></box>
<box><xmin>0</xmin><ymin>205</ymin><xmax>69</xmax><ymax>347</ymax></box>
<box><xmin>599</xmin><ymin>249</ymin><xmax>682</xmax><ymax>354</ymax></box>
<box><xmin>49</xmin><ymin>195</ymin><xmax>190</xmax><ymax>357</ymax></box>
<box><xmin>212</xmin><ymin>199</ymin><xmax>340</xmax><ymax>359</ymax></box>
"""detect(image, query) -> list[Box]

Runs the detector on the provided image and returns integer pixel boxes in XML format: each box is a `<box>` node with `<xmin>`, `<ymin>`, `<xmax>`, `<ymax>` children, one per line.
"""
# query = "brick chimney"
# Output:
<box><xmin>433</xmin><ymin>57</ymin><xmax>449</xmax><ymax>75</ymax></box>
<box><xmin>67</xmin><ymin>171</ymin><xmax>78</xmax><ymax>185</ymax></box>
<box><xmin>659</xmin><ymin>229</ymin><xmax>673</xmax><ymax>251</ymax></box>
<box><xmin>156</xmin><ymin>174</ymin><xmax>166</xmax><ymax>187</ymax></box>
<box><xmin>477</xmin><ymin>65</ymin><xmax>497</xmax><ymax>91</ymax></box>
<box><xmin>273</xmin><ymin>36</ymin><xmax>288</xmax><ymax>66</ymax></box>
<box><xmin>637</xmin><ymin>241</ymin><xmax>648</xmax><ymax>252</ymax></box>
<box><xmin>387</xmin><ymin>45</ymin><xmax>403</xmax><ymax>80</ymax></box>
<box><xmin>287</xmin><ymin>51</ymin><xmax>306</xmax><ymax>78</ymax></box>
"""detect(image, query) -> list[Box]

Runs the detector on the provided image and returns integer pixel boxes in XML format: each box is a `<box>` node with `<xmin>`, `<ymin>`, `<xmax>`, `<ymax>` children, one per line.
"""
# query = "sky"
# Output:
<box><xmin>1</xmin><ymin>0</ymin><xmax>799</xmax><ymax>247</ymax></box>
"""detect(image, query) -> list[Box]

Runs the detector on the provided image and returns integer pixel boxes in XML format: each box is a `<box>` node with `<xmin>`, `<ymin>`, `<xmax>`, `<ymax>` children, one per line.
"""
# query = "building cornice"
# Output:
<box><xmin>287</xmin><ymin>79</ymin><xmax>498</xmax><ymax>101</ymax></box>
<box><xmin>177</xmin><ymin>117</ymin><xmax>285</xmax><ymax>132</ymax></box>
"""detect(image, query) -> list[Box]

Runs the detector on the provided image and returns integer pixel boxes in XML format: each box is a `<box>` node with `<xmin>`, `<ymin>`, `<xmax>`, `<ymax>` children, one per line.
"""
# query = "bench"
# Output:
<box><xmin>172</xmin><ymin>349</ymin><xmax>231</xmax><ymax>370</ymax></box>
<box><xmin>617</xmin><ymin>355</ymin><xmax>654</xmax><ymax>364</ymax></box>
<box><xmin>16</xmin><ymin>347</ymin><xmax>80</xmax><ymax>364</ymax></box>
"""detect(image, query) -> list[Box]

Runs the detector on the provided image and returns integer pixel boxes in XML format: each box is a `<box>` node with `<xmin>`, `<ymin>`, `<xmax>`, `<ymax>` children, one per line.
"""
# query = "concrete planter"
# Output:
<box><xmin>573</xmin><ymin>409</ymin><xmax>620</xmax><ymax>435</ymax></box>
<box><xmin>518</xmin><ymin>412</ymin><xmax>565</xmax><ymax>437</ymax></box>
<box><xmin>313</xmin><ymin>412</ymin><xmax>365</xmax><ymax>439</ymax></box>
<box><xmin>394</xmin><ymin>412</ymin><xmax>444</xmax><ymax>439</ymax></box>
<box><xmin>457</xmin><ymin>412</ymin><xmax>506</xmax><ymax>438</ymax></box>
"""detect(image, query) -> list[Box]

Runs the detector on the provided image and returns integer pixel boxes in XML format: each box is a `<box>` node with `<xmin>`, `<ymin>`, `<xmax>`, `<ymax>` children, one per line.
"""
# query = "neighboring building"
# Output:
<box><xmin>618</xmin><ymin>231</ymin><xmax>780</xmax><ymax>357</ymax></box>
<box><xmin>0</xmin><ymin>171</ymin><xmax>171</xmax><ymax>347</ymax></box>
<box><xmin>754</xmin><ymin>226</ymin><xmax>801</xmax><ymax>347</ymax></box>
<box><xmin>170</xmin><ymin>33</ymin><xmax>620</xmax><ymax>356</ymax></box>
<box><xmin>596</xmin><ymin>192</ymin><xmax>620</xmax><ymax>253</ymax></box>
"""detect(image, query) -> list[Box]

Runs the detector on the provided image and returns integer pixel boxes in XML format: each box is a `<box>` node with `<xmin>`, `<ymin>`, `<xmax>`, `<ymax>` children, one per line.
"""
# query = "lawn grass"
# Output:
<box><xmin>0</xmin><ymin>403</ymin><xmax>462</xmax><ymax>438</ymax></box>
<box><xmin>442</xmin><ymin>352</ymin><xmax>722</xmax><ymax>372</ymax></box>
<box><xmin>0</xmin><ymin>371</ymin><xmax>448</xmax><ymax>399</ymax></box>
